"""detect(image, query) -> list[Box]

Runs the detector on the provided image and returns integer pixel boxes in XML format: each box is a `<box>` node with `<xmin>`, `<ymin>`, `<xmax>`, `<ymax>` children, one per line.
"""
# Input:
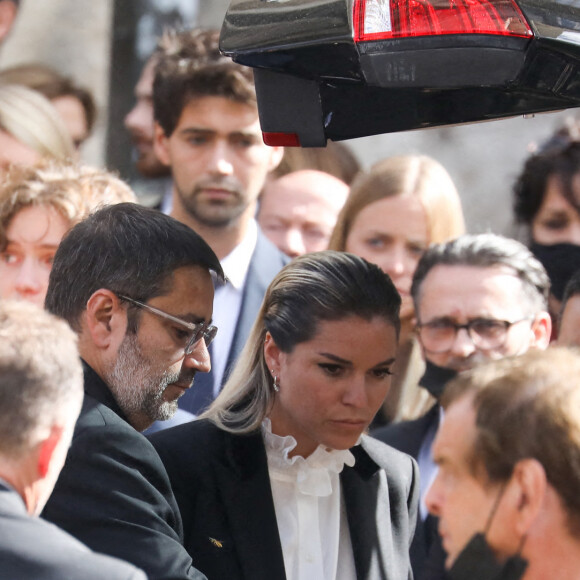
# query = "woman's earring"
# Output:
<box><xmin>271</xmin><ymin>369</ymin><xmax>280</xmax><ymax>392</ymax></box>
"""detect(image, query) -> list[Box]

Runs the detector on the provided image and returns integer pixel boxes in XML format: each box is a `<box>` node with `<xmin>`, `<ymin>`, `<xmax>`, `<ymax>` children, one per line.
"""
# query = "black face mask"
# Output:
<box><xmin>448</xmin><ymin>533</ymin><xmax>528</xmax><ymax>580</ymax></box>
<box><xmin>530</xmin><ymin>241</ymin><xmax>580</xmax><ymax>301</ymax></box>
<box><xmin>419</xmin><ymin>360</ymin><xmax>458</xmax><ymax>400</ymax></box>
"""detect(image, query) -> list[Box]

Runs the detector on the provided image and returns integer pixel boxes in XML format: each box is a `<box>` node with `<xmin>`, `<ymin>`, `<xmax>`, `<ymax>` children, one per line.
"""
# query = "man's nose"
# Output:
<box><xmin>424</xmin><ymin>474</ymin><xmax>443</xmax><ymax>517</ymax></box>
<box><xmin>281</xmin><ymin>228</ymin><xmax>305</xmax><ymax>258</ymax></box>
<box><xmin>448</xmin><ymin>326</ymin><xmax>477</xmax><ymax>359</ymax></box>
<box><xmin>183</xmin><ymin>338</ymin><xmax>211</xmax><ymax>373</ymax></box>
<box><xmin>207</xmin><ymin>141</ymin><xmax>234</xmax><ymax>176</ymax></box>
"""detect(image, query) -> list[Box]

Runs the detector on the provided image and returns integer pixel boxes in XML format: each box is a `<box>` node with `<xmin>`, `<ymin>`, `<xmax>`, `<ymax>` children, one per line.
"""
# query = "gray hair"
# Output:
<box><xmin>411</xmin><ymin>233</ymin><xmax>550</xmax><ymax>316</ymax></box>
<box><xmin>203</xmin><ymin>250</ymin><xmax>401</xmax><ymax>433</ymax></box>
<box><xmin>0</xmin><ymin>300</ymin><xmax>83</xmax><ymax>457</ymax></box>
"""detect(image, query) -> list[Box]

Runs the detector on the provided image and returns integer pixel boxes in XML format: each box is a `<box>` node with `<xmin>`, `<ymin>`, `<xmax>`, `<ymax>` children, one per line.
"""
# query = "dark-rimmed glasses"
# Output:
<box><xmin>416</xmin><ymin>317</ymin><xmax>532</xmax><ymax>354</ymax></box>
<box><xmin>117</xmin><ymin>294</ymin><xmax>217</xmax><ymax>355</ymax></box>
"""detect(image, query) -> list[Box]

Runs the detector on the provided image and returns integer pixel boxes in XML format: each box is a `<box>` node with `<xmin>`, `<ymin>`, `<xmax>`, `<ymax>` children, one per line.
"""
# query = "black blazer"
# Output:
<box><xmin>42</xmin><ymin>362</ymin><xmax>206</xmax><ymax>580</ymax></box>
<box><xmin>150</xmin><ymin>419</ymin><xmax>419</xmax><ymax>580</ymax></box>
<box><xmin>0</xmin><ymin>483</ymin><xmax>146</xmax><ymax>579</ymax></box>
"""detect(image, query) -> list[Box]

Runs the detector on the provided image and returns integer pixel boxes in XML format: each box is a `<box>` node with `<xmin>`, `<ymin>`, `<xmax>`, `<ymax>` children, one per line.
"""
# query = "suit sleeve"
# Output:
<box><xmin>42</xmin><ymin>422</ymin><xmax>206</xmax><ymax>580</ymax></box>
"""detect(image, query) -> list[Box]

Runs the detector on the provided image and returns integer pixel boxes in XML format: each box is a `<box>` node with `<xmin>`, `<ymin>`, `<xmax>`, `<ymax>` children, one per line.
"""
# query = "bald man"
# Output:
<box><xmin>258</xmin><ymin>169</ymin><xmax>349</xmax><ymax>257</ymax></box>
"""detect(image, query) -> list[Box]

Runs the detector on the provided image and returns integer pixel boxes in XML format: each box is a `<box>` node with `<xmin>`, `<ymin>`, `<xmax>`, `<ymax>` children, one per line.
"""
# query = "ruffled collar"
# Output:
<box><xmin>262</xmin><ymin>418</ymin><xmax>357</xmax><ymax>497</ymax></box>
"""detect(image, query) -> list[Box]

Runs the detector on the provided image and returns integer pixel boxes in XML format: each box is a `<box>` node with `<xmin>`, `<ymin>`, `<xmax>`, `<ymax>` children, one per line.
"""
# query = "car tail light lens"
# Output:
<box><xmin>354</xmin><ymin>0</ymin><xmax>533</xmax><ymax>42</ymax></box>
<box><xmin>262</xmin><ymin>131</ymin><xmax>301</xmax><ymax>147</ymax></box>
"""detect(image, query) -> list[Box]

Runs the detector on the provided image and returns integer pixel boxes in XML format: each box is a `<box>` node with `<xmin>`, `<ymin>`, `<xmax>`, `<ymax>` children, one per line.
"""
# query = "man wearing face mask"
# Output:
<box><xmin>373</xmin><ymin>233</ymin><xmax>551</xmax><ymax>579</ymax></box>
<box><xmin>426</xmin><ymin>347</ymin><xmax>580</xmax><ymax>580</ymax></box>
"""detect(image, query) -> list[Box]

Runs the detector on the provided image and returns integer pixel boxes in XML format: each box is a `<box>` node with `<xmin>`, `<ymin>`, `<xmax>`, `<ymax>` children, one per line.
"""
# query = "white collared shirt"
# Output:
<box><xmin>262</xmin><ymin>419</ymin><xmax>358</xmax><ymax>580</ymax></box>
<box><xmin>211</xmin><ymin>220</ymin><xmax>258</xmax><ymax>394</ymax></box>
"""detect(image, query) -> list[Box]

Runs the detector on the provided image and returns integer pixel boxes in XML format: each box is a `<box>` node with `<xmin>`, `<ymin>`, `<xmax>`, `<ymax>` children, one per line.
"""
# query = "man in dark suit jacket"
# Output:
<box><xmin>150</xmin><ymin>419</ymin><xmax>419</xmax><ymax>580</ymax></box>
<box><xmin>152</xmin><ymin>28</ymin><xmax>288</xmax><ymax>418</ymax></box>
<box><xmin>41</xmin><ymin>203</ymin><xmax>225</xmax><ymax>580</ymax></box>
<box><xmin>0</xmin><ymin>300</ymin><xmax>145</xmax><ymax>580</ymax></box>
<box><xmin>373</xmin><ymin>234</ymin><xmax>553</xmax><ymax>580</ymax></box>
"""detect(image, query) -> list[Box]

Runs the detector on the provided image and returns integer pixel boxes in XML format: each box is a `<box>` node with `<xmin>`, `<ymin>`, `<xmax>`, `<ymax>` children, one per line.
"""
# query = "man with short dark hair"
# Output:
<box><xmin>0</xmin><ymin>299</ymin><xmax>145</xmax><ymax>579</ymax></box>
<box><xmin>373</xmin><ymin>233</ymin><xmax>552</xmax><ymax>578</ymax></box>
<box><xmin>153</xmin><ymin>28</ymin><xmax>288</xmax><ymax>417</ymax></box>
<box><xmin>42</xmin><ymin>202</ymin><xmax>223</xmax><ymax>580</ymax></box>
<box><xmin>426</xmin><ymin>348</ymin><xmax>580</xmax><ymax>580</ymax></box>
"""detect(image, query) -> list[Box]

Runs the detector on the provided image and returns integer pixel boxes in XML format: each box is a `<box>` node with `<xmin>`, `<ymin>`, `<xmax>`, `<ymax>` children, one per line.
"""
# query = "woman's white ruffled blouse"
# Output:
<box><xmin>262</xmin><ymin>418</ymin><xmax>358</xmax><ymax>580</ymax></box>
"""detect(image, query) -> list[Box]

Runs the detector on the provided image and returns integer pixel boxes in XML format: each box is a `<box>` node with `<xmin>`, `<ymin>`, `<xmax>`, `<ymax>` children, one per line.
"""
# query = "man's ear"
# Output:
<box><xmin>153</xmin><ymin>122</ymin><xmax>172</xmax><ymax>167</ymax></box>
<box><xmin>263</xmin><ymin>331</ymin><xmax>283</xmax><ymax>375</ymax></box>
<box><xmin>84</xmin><ymin>289</ymin><xmax>127</xmax><ymax>349</ymax></box>
<box><xmin>266</xmin><ymin>145</ymin><xmax>285</xmax><ymax>173</ymax></box>
<box><xmin>530</xmin><ymin>312</ymin><xmax>552</xmax><ymax>350</ymax></box>
<box><xmin>37</xmin><ymin>425</ymin><xmax>64</xmax><ymax>479</ymax></box>
<box><xmin>507</xmin><ymin>458</ymin><xmax>547</xmax><ymax>537</ymax></box>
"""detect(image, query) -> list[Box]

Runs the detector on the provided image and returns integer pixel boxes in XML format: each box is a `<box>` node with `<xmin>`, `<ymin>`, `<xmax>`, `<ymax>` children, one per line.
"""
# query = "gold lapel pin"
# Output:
<box><xmin>209</xmin><ymin>537</ymin><xmax>224</xmax><ymax>548</ymax></box>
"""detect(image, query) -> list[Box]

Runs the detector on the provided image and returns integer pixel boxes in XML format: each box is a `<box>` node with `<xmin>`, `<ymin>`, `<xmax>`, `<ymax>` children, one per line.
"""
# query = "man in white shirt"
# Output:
<box><xmin>152</xmin><ymin>28</ymin><xmax>288</xmax><ymax>419</ymax></box>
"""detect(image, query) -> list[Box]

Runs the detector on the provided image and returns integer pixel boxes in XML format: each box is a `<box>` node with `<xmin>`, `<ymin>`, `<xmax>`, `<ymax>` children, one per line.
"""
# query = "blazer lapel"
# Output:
<box><xmin>214</xmin><ymin>430</ymin><xmax>287</xmax><ymax>580</ymax></box>
<box><xmin>342</xmin><ymin>446</ymin><xmax>409</xmax><ymax>580</ymax></box>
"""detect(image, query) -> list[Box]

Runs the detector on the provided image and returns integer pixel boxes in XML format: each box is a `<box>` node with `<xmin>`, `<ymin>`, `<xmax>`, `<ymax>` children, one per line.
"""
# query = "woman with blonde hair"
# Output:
<box><xmin>151</xmin><ymin>251</ymin><xmax>418</xmax><ymax>580</ymax></box>
<box><xmin>0</xmin><ymin>84</ymin><xmax>74</xmax><ymax>171</ymax></box>
<box><xmin>329</xmin><ymin>154</ymin><xmax>466</xmax><ymax>423</ymax></box>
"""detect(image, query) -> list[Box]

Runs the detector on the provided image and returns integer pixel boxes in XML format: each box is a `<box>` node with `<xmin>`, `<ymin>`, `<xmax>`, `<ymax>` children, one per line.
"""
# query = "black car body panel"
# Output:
<box><xmin>220</xmin><ymin>0</ymin><xmax>580</xmax><ymax>145</ymax></box>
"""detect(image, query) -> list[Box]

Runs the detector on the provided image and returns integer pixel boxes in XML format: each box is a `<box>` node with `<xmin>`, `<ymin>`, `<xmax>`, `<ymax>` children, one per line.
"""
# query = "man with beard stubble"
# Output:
<box><xmin>42</xmin><ymin>202</ymin><xmax>224</xmax><ymax>580</ymax></box>
<box><xmin>152</xmin><ymin>28</ymin><xmax>289</xmax><ymax>419</ymax></box>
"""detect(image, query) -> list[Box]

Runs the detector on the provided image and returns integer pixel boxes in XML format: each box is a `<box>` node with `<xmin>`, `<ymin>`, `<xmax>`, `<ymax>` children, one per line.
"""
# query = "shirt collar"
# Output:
<box><xmin>220</xmin><ymin>219</ymin><xmax>258</xmax><ymax>291</ymax></box>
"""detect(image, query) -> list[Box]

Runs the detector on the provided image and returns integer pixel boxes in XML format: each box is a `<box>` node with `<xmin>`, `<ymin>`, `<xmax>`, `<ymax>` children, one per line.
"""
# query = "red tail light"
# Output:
<box><xmin>354</xmin><ymin>0</ymin><xmax>533</xmax><ymax>42</ymax></box>
<box><xmin>262</xmin><ymin>131</ymin><xmax>301</xmax><ymax>147</ymax></box>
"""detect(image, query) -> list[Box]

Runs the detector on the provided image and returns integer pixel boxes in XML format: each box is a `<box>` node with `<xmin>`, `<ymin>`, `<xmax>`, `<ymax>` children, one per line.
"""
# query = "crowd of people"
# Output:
<box><xmin>1</xmin><ymin>4</ymin><xmax>580</xmax><ymax>579</ymax></box>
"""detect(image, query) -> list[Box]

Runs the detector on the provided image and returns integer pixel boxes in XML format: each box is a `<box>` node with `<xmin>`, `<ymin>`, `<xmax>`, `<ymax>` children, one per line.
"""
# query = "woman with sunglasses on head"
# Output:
<box><xmin>513</xmin><ymin>118</ymin><xmax>580</xmax><ymax>337</ymax></box>
<box><xmin>150</xmin><ymin>250</ymin><xmax>419</xmax><ymax>580</ymax></box>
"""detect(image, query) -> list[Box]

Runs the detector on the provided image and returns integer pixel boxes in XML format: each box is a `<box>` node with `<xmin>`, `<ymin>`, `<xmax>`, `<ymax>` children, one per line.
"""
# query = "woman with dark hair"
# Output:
<box><xmin>151</xmin><ymin>251</ymin><xmax>418</xmax><ymax>580</ymax></box>
<box><xmin>513</xmin><ymin>119</ymin><xmax>580</xmax><ymax>334</ymax></box>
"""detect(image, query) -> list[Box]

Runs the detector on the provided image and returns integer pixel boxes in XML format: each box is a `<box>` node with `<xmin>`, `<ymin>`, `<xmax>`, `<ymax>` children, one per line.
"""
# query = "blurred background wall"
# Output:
<box><xmin>0</xmin><ymin>0</ymin><xmax>575</xmax><ymax>236</ymax></box>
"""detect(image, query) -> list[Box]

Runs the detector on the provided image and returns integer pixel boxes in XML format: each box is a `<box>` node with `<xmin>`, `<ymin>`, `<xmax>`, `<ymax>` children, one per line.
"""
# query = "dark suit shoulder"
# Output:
<box><xmin>149</xmin><ymin>419</ymin><xmax>234</xmax><ymax>482</ymax></box>
<box><xmin>0</xmin><ymin>496</ymin><xmax>145</xmax><ymax>579</ymax></box>
<box><xmin>371</xmin><ymin>404</ymin><xmax>440</xmax><ymax>458</ymax></box>
<box><xmin>43</xmin><ymin>395</ymin><xmax>204</xmax><ymax>580</ymax></box>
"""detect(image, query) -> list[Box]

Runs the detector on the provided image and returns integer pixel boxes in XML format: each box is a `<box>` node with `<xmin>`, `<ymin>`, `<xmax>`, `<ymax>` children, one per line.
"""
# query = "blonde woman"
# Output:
<box><xmin>0</xmin><ymin>84</ymin><xmax>74</xmax><ymax>171</ymax></box>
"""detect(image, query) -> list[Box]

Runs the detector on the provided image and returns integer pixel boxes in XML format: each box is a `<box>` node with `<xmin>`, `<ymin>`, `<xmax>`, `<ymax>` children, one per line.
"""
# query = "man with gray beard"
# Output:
<box><xmin>42</xmin><ymin>202</ymin><xmax>223</xmax><ymax>580</ymax></box>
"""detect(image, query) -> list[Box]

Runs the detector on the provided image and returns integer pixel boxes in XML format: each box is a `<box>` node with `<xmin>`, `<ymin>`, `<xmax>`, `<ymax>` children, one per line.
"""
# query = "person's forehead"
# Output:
<box><xmin>177</xmin><ymin>95</ymin><xmax>261</xmax><ymax>134</ymax></box>
<box><xmin>418</xmin><ymin>264</ymin><xmax>526</xmax><ymax>316</ymax></box>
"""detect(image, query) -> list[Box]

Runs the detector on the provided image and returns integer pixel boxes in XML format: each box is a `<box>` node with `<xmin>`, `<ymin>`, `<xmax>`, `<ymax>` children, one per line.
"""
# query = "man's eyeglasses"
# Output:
<box><xmin>117</xmin><ymin>294</ymin><xmax>217</xmax><ymax>355</ymax></box>
<box><xmin>416</xmin><ymin>317</ymin><xmax>532</xmax><ymax>354</ymax></box>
